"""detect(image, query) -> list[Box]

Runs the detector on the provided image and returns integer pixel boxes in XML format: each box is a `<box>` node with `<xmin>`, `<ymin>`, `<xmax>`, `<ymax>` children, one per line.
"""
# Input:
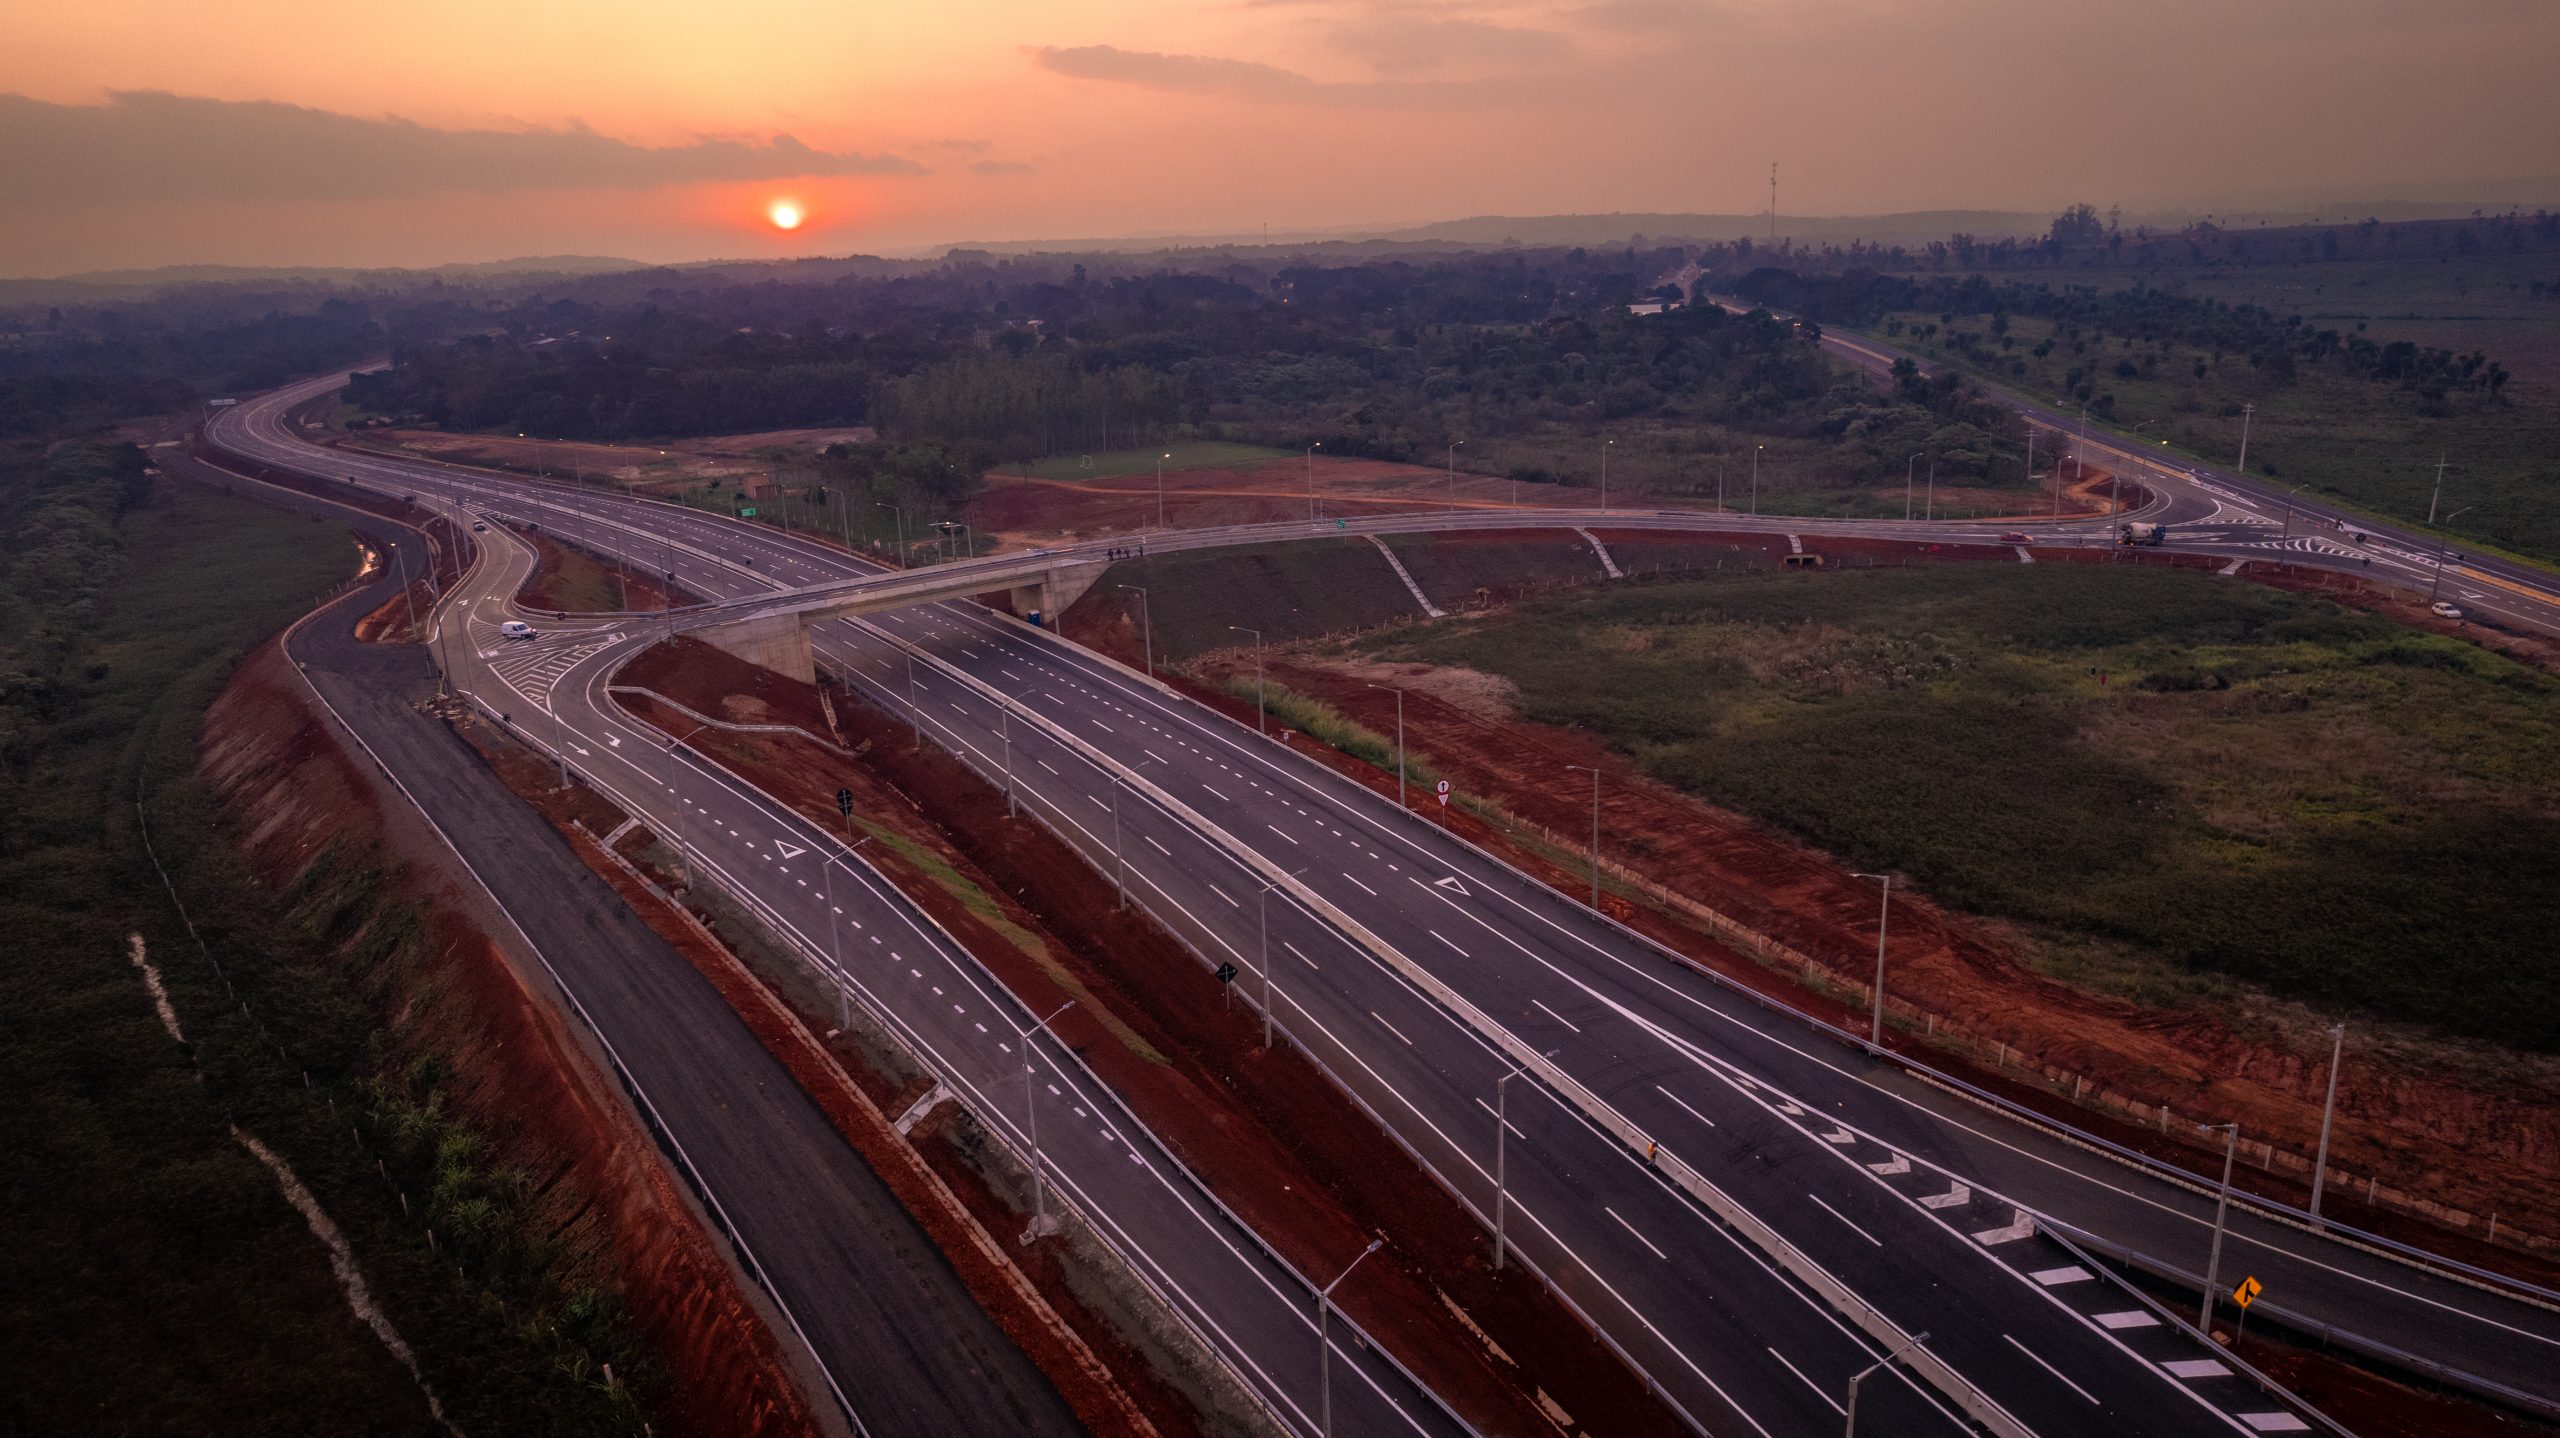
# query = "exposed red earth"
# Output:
<box><xmin>613</xmin><ymin>635</ymin><xmax>1692</xmax><ymax>1438</ymax></box>
<box><xmin>201</xmin><ymin>639</ymin><xmax>821</xmax><ymax>1438</ymax></box>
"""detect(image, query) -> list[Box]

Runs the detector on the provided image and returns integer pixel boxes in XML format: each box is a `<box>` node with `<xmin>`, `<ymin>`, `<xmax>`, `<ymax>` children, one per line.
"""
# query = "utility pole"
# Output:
<box><xmin>1316</xmin><ymin>1239</ymin><xmax>1383</xmax><ymax>1438</ymax></box>
<box><xmin>1117</xmin><ymin>584</ymin><xmax>1154</xmax><ymax>677</ymax></box>
<box><xmin>1600</xmin><ymin>438</ymin><xmax>1613</xmax><ymax>513</ymax></box>
<box><xmin>1446</xmin><ymin>440</ymin><xmax>1464</xmax><ymax>512</ymax></box>
<box><xmin>1751</xmin><ymin>444</ymin><xmax>1763</xmax><ymax>515</ymax></box>
<box><xmin>1566</xmin><ymin>764</ymin><xmax>1601</xmax><ymax>908</ymax></box>
<box><xmin>1306</xmin><ymin>442</ymin><xmax>1322</xmax><ymax>522</ymax></box>
<box><xmin>1228</xmin><ymin>625</ymin><xmax>1265</xmax><ymax>735</ymax></box>
<box><xmin>1365</xmin><ymin>684</ymin><xmax>1406</xmax><ymax>808</ymax></box>
<box><xmin>1905</xmin><ymin>453</ymin><xmax>1919</xmax><ymax>521</ymax></box>
<box><xmin>1854</xmin><ymin>873</ymin><xmax>1893</xmax><ymax>1046</ymax></box>
<box><xmin>2428</xmin><ymin>456</ymin><xmax>2449</xmax><ymax>525</ymax></box>
<box><xmin>1012</xmin><ymin>1000</ymin><xmax>1075</xmax><ymax>1242</ymax></box>
<box><xmin>1769</xmin><ymin>161</ymin><xmax>1778</xmax><ymax>250</ymax></box>
<box><xmin>2310</xmin><ymin>1024</ymin><xmax>2346</xmax><ymax>1227</ymax></box>
<box><xmin>2199</xmin><ymin>1122</ymin><xmax>2241</xmax><ymax>1332</ymax></box>
<box><xmin>1155</xmin><ymin>451</ymin><xmax>1171</xmax><ymax>530</ymax></box>
<box><xmin>2235</xmin><ymin>401</ymin><xmax>2256</xmax><ymax>481</ymax></box>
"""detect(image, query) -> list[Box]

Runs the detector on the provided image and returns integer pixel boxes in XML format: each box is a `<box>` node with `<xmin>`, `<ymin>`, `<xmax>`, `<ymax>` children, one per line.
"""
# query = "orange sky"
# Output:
<box><xmin>5</xmin><ymin>0</ymin><xmax>2558</xmax><ymax>275</ymax></box>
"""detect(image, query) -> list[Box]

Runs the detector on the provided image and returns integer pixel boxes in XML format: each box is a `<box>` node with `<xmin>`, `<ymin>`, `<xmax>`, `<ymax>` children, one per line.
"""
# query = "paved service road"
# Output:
<box><xmin>183</xmin><ymin>450</ymin><xmax>1083</xmax><ymax>1438</ymax></box>
<box><xmin>211</xmin><ymin>369</ymin><xmax>2560</xmax><ymax>1432</ymax></box>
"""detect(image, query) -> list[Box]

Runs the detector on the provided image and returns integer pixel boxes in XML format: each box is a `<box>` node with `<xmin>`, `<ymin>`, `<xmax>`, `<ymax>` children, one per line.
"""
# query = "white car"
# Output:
<box><xmin>500</xmin><ymin>620</ymin><xmax>537</xmax><ymax>640</ymax></box>
<box><xmin>2429</xmin><ymin>601</ymin><xmax>2464</xmax><ymax>621</ymax></box>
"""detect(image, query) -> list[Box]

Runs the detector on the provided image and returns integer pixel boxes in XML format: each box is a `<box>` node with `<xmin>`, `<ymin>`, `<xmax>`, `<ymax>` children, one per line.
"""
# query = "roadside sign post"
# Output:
<box><xmin>2231</xmin><ymin>1276</ymin><xmax>2262</xmax><ymax>1341</ymax></box>
<box><xmin>835</xmin><ymin>787</ymin><xmax>858</xmax><ymax>850</ymax></box>
<box><xmin>1215</xmin><ymin>961</ymin><xmax>1238</xmax><ymax>1011</ymax></box>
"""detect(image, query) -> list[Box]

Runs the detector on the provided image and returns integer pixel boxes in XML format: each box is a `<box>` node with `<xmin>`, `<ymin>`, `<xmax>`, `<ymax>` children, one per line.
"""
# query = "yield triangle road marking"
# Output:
<box><xmin>1434</xmin><ymin>876</ymin><xmax>1471</xmax><ymax>896</ymax></box>
<box><xmin>775</xmin><ymin>840</ymin><xmax>807</xmax><ymax>860</ymax></box>
<box><xmin>1919</xmin><ymin>1182</ymin><xmax>1971</xmax><ymax>1210</ymax></box>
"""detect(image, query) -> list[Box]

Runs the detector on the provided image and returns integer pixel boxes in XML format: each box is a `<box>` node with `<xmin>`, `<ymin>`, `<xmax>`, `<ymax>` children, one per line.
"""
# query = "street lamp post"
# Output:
<box><xmin>1751</xmin><ymin>444</ymin><xmax>1763</xmax><ymax>515</ymax></box>
<box><xmin>1565</xmin><ymin>764</ymin><xmax>1601</xmax><ymax>908</ymax></box>
<box><xmin>2123</xmin><ymin>421</ymin><xmax>2161</xmax><ymax>515</ymax></box>
<box><xmin>2235</xmin><ymin>401</ymin><xmax>2256</xmax><ymax>481</ymax></box>
<box><xmin>1227</xmin><ymin>625</ymin><xmax>1265</xmax><ymax>735</ymax></box>
<box><xmin>1365</xmin><ymin>684</ymin><xmax>1406</xmax><ymax>809</ymax></box>
<box><xmin>1108</xmin><ymin>757</ymin><xmax>1160</xmax><ymax>911</ymax></box>
<box><xmin>2309</xmin><ymin>1024</ymin><xmax>2346</xmax><ymax>1227</ymax></box>
<box><xmin>2430</xmin><ymin>510</ymin><xmax>2473</xmax><ymax>603</ymax></box>
<box><xmin>1012</xmin><ymin>999</ymin><xmax>1076</xmax><ymax>1242</ymax></box>
<box><xmin>874</xmin><ymin>502</ymin><xmax>905</xmax><ymax>565</ymax></box>
<box><xmin>662</xmin><ymin>722</ymin><xmax>712</xmax><ymax>888</ymax></box>
<box><xmin>1925</xmin><ymin>456</ymin><xmax>1936</xmax><ymax>521</ymax></box>
<box><xmin>1316</xmin><ymin>1238</ymin><xmax>1383</xmax><ymax>1437</ymax></box>
<box><xmin>2428</xmin><ymin>456</ymin><xmax>2450</xmax><ymax>525</ymax></box>
<box><xmin>1305</xmin><ymin>442</ymin><xmax>1322</xmax><ymax>522</ymax></box>
<box><xmin>999</xmin><ymin>697</ymin><xmax>1017</xmax><ymax>818</ymax></box>
<box><xmin>1843</xmin><ymin>1333</ymin><xmax>1929</xmax><ymax>1437</ymax></box>
<box><xmin>2281</xmin><ymin>484</ymin><xmax>2308</xmax><ymax>537</ymax></box>
<box><xmin>1155</xmin><ymin>451</ymin><xmax>1171</xmax><ymax>530</ymax></box>
<box><xmin>1853</xmin><ymin>872</ymin><xmax>1893</xmax><ymax>1046</ymax></box>
<box><xmin>2198</xmin><ymin>1122</ymin><xmax>2241</xmax><ymax>1332</ymax></box>
<box><xmin>818</xmin><ymin>834</ymin><xmax>874</xmax><ymax>1030</ymax></box>
<box><xmin>1117</xmin><ymin>584</ymin><xmax>1154</xmax><ymax>677</ymax></box>
<box><xmin>906</xmin><ymin>653</ymin><xmax>923</xmax><ymax>751</ymax></box>
<box><xmin>1446</xmin><ymin>440</ymin><xmax>1464</xmax><ymax>512</ymax></box>
<box><xmin>1601</xmin><ymin>438</ymin><xmax>1614</xmax><ymax>513</ymax></box>
<box><xmin>1255</xmin><ymin>867</ymin><xmax>1306</xmax><ymax>1049</ymax></box>
<box><xmin>1904</xmin><ymin>453</ymin><xmax>1921</xmax><ymax>521</ymax></box>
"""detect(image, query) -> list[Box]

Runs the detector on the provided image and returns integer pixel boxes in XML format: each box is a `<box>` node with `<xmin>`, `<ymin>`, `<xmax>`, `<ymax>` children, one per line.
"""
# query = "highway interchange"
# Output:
<box><xmin>209</xmin><ymin>359</ymin><xmax>2560</xmax><ymax>1436</ymax></box>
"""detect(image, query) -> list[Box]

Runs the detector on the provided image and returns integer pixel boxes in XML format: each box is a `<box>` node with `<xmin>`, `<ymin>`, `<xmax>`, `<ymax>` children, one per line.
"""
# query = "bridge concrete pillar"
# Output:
<box><xmin>694</xmin><ymin>611</ymin><xmax>815</xmax><ymax>684</ymax></box>
<box><xmin>1004</xmin><ymin>560</ymin><xmax>1110</xmax><ymax>624</ymax></box>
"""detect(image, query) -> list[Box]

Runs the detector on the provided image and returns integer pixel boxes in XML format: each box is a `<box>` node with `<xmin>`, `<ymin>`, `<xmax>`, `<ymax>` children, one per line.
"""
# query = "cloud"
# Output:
<box><xmin>971</xmin><ymin>159</ymin><xmax>1036</xmax><ymax>175</ymax></box>
<box><xmin>1325</xmin><ymin>16</ymin><xmax>1571</xmax><ymax>73</ymax></box>
<box><xmin>1029</xmin><ymin>44</ymin><xmax>1503</xmax><ymax>105</ymax></box>
<box><xmin>0</xmin><ymin>90</ymin><xmax>919</xmax><ymax>204</ymax></box>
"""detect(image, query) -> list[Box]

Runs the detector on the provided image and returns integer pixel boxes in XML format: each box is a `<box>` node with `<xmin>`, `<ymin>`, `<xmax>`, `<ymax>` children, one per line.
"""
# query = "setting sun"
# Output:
<box><xmin>767</xmin><ymin>199</ymin><xmax>803</xmax><ymax>231</ymax></box>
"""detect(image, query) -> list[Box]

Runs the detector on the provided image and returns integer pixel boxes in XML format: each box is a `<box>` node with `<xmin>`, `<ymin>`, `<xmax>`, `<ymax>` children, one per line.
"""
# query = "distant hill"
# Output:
<box><xmin>14</xmin><ymin>255</ymin><xmax>648</xmax><ymax>291</ymax></box>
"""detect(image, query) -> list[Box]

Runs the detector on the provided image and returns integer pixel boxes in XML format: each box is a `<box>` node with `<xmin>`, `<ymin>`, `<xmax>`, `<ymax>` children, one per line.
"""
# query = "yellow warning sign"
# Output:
<box><xmin>2232</xmin><ymin>1276</ymin><xmax>2263</xmax><ymax>1310</ymax></box>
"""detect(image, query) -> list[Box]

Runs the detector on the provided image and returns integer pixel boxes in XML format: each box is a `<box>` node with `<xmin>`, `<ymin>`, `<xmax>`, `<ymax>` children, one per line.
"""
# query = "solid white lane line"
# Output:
<box><xmin>1653</xmin><ymin>1084</ymin><xmax>1718</xmax><ymax>1130</ymax></box>
<box><xmin>1343</xmin><ymin>872</ymin><xmax>1378</xmax><ymax>896</ymax></box>
<box><xmin>1606</xmin><ymin>1206</ymin><xmax>1669</xmax><ymax>1261</ymax></box>
<box><xmin>1268</xmin><ymin>823</ymin><xmax>1298</xmax><ymax>845</ymax></box>
<box><xmin>1765</xmin><ymin>1348</ymin><xmax>1846</xmax><ymax>1416</ymax></box>
<box><xmin>1428</xmin><ymin>929</ymin><xmax>1467</xmax><ymax>956</ymax></box>
<box><xmin>2005</xmin><ymin>1334</ymin><xmax>2100</xmax><ymax>1405</ymax></box>
<box><xmin>1805</xmin><ymin>1194</ymin><xmax>1881</xmax><ymax>1248</ymax></box>
<box><xmin>1369</xmin><ymin>1011</ymin><xmax>1413</xmax><ymax>1046</ymax></box>
<box><xmin>1531</xmin><ymin>998</ymin><xmax>1581</xmax><ymax>1033</ymax></box>
<box><xmin>1202</xmin><ymin>783</ymin><xmax>1229</xmax><ymax>801</ymax></box>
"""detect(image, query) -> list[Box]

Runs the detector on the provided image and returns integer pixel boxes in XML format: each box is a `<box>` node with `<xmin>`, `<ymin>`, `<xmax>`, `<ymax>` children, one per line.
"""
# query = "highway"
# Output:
<box><xmin>211</xmin><ymin>369</ymin><xmax>2560</xmax><ymax>1433</ymax></box>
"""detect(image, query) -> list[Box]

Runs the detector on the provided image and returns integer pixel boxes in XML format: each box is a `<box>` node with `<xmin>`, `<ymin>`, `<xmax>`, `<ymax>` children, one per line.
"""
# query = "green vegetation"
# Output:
<box><xmin>1361</xmin><ymin>564</ymin><xmax>2560</xmax><ymax>1046</ymax></box>
<box><xmin>991</xmin><ymin>441</ymin><xmax>1289</xmax><ymax>482</ymax></box>
<box><xmin>0</xmin><ymin>445</ymin><xmax>653</xmax><ymax>1432</ymax></box>
<box><xmin>1216</xmin><ymin>675</ymin><xmax>1442</xmax><ymax>795</ymax></box>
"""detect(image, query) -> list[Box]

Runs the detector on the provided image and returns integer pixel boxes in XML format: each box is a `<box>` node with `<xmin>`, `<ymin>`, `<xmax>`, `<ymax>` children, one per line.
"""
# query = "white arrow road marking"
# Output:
<box><xmin>1820</xmin><ymin>1126</ymin><xmax>1855</xmax><ymax>1145</ymax></box>
<box><xmin>1919</xmin><ymin>1182</ymin><xmax>1972</xmax><ymax>1210</ymax></box>
<box><xmin>1867</xmin><ymin>1154</ymin><xmax>1910</xmax><ymax>1175</ymax></box>
<box><xmin>605</xmin><ymin>735</ymin><xmax>620</xmax><ymax>747</ymax></box>
<box><xmin>1972</xmin><ymin>1208</ymin><xmax>2036</xmax><ymax>1245</ymax></box>
<box><xmin>775</xmin><ymin>840</ymin><xmax>807</xmax><ymax>860</ymax></box>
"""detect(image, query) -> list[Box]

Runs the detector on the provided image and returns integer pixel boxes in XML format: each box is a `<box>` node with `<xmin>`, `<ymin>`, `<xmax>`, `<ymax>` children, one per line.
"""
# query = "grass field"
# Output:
<box><xmin>1868</xmin><ymin>247</ymin><xmax>2560</xmax><ymax>562</ymax></box>
<box><xmin>0</xmin><ymin>449</ymin><xmax>651</xmax><ymax>1433</ymax></box>
<box><xmin>1357</xmin><ymin>564</ymin><xmax>2560</xmax><ymax>1047</ymax></box>
<box><xmin>992</xmin><ymin>441</ymin><xmax>1290</xmax><ymax>482</ymax></box>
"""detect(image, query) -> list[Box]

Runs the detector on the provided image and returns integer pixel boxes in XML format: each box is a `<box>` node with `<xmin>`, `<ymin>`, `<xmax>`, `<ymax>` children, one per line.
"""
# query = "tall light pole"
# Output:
<box><xmin>1365</xmin><ymin>684</ymin><xmax>1406</xmax><ymax>809</ymax></box>
<box><xmin>1843</xmin><ymin>1333</ymin><xmax>1929</xmax><ymax>1437</ymax></box>
<box><xmin>1853</xmin><ymin>872</ymin><xmax>1893</xmax><ymax>1046</ymax></box>
<box><xmin>2430</xmin><ymin>510</ymin><xmax>2473</xmax><ymax>603</ymax></box>
<box><xmin>999</xmin><ymin>696</ymin><xmax>1017</xmax><ymax>818</ymax></box>
<box><xmin>1227</xmin><ymin>625</ymin><xmax>1265</xmax><ymax>735</ymax></box>
<box><xmin>1925</xmin><ymin>457</ymin><xmax>1936</xmax><ymax>522</ymax></box>
<box><xmin>1305</xmin><ymin>442</ymin><xmax>1322</xmax><ymax>521</ymax></box>
<box><xmin>1316</xmin><ymin>1238</ymin><xmax>1383</xmax><ymax>1438</ymax></box>
<box><xmin>874</xmin><ymin>502</ymin><xmax>905</xmax><ymax>565</ymax></box>
<box><xmin>661</xmin><ymin>721</ymin><xmax>712</xmax><ymax>888</ymax></box>
<box><xmin>1565</xmin><ymin>764</ymin><xmax>1601</xmax><ymax>908</ymax></box>
<box><xmin>1256</xmin><ymin>867</ymin><xmax>1306</xmax><ymax>1049</ymax></box>
<box><xmin>1108</xmin><ymin>757</ymin><xmax>1160</xmax><ymax>910</ymax></box>
<box><xmin>1751</xmin><ymin>444</ymin><xmax>1763</xmax><ymax>515</ymax></box>
<box><xmin>2281</xmin><ymin>484</ymin><xmax>2308</xmax><ymax>538</ymax></box>
<box><xmin>1012</xmin><ymin>999</ymin><xmax>1076</xmax><ymax>1242</ymax></box>
<box><xmin>2310</xmin><ymin>1024</ymin><xmax>2346</xmax><ymax>1227</ymax></box>
<box><xmin>1600</xmin><ymin>438</ymin><xmax>1614</xmax><ymax>513</ymax></box>
<box><xmin>2123</xmin><ymin>421</ymin><xmax>2161</xmax><ymax>515</ymax></box>
<box><xmin>1904</xmin><ymin>453</ymin><xmax>1921</xmax><ymax>521</ymax></box>
<box><xmin>1446</xmin><ymin>440</ymin><xmax>1465</xmax><ymax>512</ymax></box>
<box><xmin>1117</xmin><ymin>584</ymin><xmax>1154</xmax><ymax>677</ymax></box>
<box><xmin>818</xmin><ymin>834</ymin><xmax>874</xmax><ymax>1031</ymax></box>
<box><xmin>2427</xmin><ymin>455</ymin><xmax>2450</xmax><ymax>525</ymax></box>
<box><xmin>2234</xmin><ymin>401</ymin><xmax>2256</xmax><ymax>482</ymax></box>
<box><xmin>1155</xmin><ymin>451</ymin><xmax>1171</xmax><ymax>530</ymax></box>
<box><xmin>2198</xmin><ymin>1121</ymin><xmax>2240</xmax><ymax>1332</ymax></box>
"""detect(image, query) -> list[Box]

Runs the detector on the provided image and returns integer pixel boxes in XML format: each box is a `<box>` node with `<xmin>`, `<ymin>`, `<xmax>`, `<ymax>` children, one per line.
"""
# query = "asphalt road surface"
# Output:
<box><xmin>210</xmin><ymin>371</ymin><xmax>2560</xmax><ymax>1433</ymax></box>
<box><xmin>181</xmin><ymin>451</ymin><xmax>1083</xmax><ymax>1438</ymax></box>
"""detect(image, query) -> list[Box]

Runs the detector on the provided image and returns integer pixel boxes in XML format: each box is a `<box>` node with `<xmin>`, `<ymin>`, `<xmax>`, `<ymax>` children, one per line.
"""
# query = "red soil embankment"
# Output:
<box><xmin>201</xmin><ymin>640</ymin><xmax>820</xmax><ymax>1437</ymax></box>
<box><xmin>616</xmin><ymin>636</ymin><xmax>1689</xmax><ymax>1438</ymax></box>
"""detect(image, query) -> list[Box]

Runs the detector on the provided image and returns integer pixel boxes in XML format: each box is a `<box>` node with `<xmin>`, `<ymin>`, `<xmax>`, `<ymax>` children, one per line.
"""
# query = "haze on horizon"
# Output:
<box><xmin>6</xmin><ymin>0</ymin><xmax>2557</xmax><ymax>277</ymax></box>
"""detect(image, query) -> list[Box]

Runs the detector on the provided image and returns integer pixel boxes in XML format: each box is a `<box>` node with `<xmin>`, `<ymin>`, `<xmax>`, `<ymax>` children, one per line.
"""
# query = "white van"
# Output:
<box><xmin>499</xmin><ymin>620</ymin><xmax>537</xmax><ymax>641</ymax></box>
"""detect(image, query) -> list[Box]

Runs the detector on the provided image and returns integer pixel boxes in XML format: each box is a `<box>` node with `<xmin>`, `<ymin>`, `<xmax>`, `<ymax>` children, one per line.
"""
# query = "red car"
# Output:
<box><xmin>1999</xmin><ymin>531</ymin><xmax>2031</xmax><ymax>544</ymax></box>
